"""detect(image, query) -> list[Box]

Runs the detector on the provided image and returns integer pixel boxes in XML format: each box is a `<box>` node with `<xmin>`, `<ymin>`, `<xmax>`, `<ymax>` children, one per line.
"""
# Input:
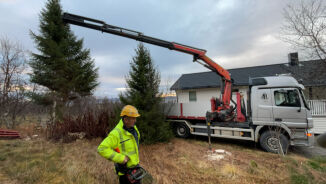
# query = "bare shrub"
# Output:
<box><xmin>0</xmin><ymin>36</ymin><xmax>30</xmax><ymax>128</ymax></box>
<box><xmin>47</xmin><ymin>97</ymin><xmax>122</xmax><ymax>142</ymax></box>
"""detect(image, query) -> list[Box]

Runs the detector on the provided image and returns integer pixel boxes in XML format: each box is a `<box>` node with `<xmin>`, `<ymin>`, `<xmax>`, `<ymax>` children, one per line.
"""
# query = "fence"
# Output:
<box><xmin>308</xmin><ymin>100</ymin><xmax>326</xmax><ymax>116</ymax></box>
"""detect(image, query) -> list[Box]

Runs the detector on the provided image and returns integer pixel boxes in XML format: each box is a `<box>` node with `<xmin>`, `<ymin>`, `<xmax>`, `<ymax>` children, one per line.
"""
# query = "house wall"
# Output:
<box><xmin>302</xmin><ymin>86</ymin><xmax>326</xmax><ymax>100</ymax></box>
<box><xmin>176</xmin><ymin>86</ymin><xmax>326</xmax><ymax>104</ymax></box>
<box><xmin>176</xmin><ymin>86</ymin><xmax>249</xmax><ymax>108</ymax></box>
<box><xmin>176</xmin><ymin>88</ymin><xmax>219</xmax><ymax>103</ymax></box>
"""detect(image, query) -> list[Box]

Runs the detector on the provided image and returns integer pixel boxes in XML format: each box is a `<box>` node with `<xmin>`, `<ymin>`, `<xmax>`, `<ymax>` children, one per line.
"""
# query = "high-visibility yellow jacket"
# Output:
<box><xmin>97</xmin><ymin>119</ymin><xmax>140</xmax><ymax>174</ymax></box>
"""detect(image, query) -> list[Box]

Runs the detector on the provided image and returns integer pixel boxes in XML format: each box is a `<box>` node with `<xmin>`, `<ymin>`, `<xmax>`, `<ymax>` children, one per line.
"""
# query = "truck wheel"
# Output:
<box><xmin>174</xmin><ymin>123</ymin><xmax>190</xmax><ymax>138</ymax></box>
<box><xmin>259</xmin><ymin>130</ymin><xmax>289</xmax><ymax>154</ymax></box>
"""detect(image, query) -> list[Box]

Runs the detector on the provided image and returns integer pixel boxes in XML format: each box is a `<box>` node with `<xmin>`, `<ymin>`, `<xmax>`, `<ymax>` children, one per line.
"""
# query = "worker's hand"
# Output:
<box><xmin>122</xmin><ymin>156</ymin><xmax>129</xmax><ymax>164</ymax></box>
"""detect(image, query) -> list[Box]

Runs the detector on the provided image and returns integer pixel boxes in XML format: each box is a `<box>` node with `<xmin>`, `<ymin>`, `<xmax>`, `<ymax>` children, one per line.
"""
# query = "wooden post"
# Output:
<box><xmin>206</xmin><ymin>111</ymin><xmax>212</xmax><ymax>151</ymax></box>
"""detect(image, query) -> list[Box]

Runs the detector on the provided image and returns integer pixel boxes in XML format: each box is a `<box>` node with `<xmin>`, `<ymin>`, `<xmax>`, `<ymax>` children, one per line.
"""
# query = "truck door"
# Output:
<box><xmin>254</xmin><ymin>88</ymin><xmax>273</xmax><ymax>123</ymax></box>
<box><xmin>272</xmin><ymin>88</ymin><xmax>307</xmax><ymax>128</ymax></box>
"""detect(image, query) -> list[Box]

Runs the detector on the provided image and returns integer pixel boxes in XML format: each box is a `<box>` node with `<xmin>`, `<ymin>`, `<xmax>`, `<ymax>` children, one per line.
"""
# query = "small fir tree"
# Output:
<box><xmin>120</xmin><ymin>43</ymin><xmax>173</xmax><ymax>144</ymax></box>
<box><xmin>29</xmin><ymin>0</ymin><xmax>99</xmax><ymax>120</ymax></box>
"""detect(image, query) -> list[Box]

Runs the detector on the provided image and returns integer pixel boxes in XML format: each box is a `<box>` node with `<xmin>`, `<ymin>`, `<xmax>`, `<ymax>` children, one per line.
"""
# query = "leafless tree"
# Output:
<box><xmin>160</xmin><ymin>75</ymin><xmax>177</xmax><ymax>117</ymax></box>
<box><xmin>280</xmin><ymin>0</ymin><xmax>326</xmax><ymax>61</ymax></box>
<box><xmin>0</xmin><ymin>36</ymin><xmax>29</xmax><ymax>128</ymax></box>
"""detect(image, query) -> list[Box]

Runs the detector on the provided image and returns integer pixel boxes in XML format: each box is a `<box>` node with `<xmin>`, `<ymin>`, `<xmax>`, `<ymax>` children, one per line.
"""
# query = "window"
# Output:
<box><xmin>274</xmin><ymin>90</ymin><xmax>301</xmax><ymax>107</ymax></box>
<box><xmin>189</xmin><ymin>91</ymin><xmax>197</xmax><ymax>102</ymax></box>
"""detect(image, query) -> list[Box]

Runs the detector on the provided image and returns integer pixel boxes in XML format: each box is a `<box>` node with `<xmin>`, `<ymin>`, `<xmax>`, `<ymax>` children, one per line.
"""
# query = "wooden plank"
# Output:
<box><xmin>0</xmin><ymin>135</ymin><xmax>20</xmax><ymax>137</ymax></box>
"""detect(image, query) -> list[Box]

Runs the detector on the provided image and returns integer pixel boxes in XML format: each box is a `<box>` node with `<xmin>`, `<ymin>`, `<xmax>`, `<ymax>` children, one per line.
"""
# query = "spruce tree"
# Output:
<box><xmin>120</xmin><ymin>43</ymin><xmax>173</xmax><ymax>144</ymax></box>
<box><xmin>29</xmin><ymin>0</ymin><xmax>98</xmax><ymax>120</ymax></box>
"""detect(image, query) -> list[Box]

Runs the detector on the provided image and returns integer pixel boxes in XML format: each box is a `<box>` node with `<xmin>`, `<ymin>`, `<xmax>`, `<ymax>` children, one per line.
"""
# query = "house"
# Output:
<box><xmin>169</xmin><ymin>53</ymin><xmax>326</xmax><ymax>134</ymax></box>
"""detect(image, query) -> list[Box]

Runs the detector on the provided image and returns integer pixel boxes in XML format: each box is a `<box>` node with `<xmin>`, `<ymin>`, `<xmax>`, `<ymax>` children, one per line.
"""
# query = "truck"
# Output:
<box><xmin>62</xmin><ymin>12</ymin><xmax>314</xmax><ymax>154</ymax></box>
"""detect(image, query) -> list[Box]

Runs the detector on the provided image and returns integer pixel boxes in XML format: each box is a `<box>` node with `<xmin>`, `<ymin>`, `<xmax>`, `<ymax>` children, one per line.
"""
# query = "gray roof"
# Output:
<box><xmin>170</xmin><ymin>60</ymin><xmax>326</xmax><ymax>90</ymax></box>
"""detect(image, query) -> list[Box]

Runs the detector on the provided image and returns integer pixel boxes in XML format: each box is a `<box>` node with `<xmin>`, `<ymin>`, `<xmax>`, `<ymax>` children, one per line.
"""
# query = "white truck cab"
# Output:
<box><xmin>250</xmin><ymin>76</ymin><xmax>314</xmax><ymax>152</ymax></box>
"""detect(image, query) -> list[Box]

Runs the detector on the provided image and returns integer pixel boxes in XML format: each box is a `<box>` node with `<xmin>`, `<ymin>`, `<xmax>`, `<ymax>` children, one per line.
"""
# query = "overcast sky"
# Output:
<box><xmin>0</xmin><ymin>0</ymin><xmax>300</xmax><ymax>98</ymax></box>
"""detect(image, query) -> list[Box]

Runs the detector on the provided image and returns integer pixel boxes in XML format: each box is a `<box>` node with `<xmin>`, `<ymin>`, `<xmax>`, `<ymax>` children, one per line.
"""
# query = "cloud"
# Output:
<box><xmin>116</xmin><ymin>88</ymin><xmax>128</xmax><ymax>92</ymax></box>
<box><xmin>99</xmin><ymin>75</ymin><xmax>125</xmax><ymax>85</ymax></box>
<box><xmin>0</xmin><ymin>0</ymin><xmax>18</xmax><ymax>4</ymax></box>
<box><xmin>215</xmin><ymin>34</ymin><xmax>290</xmax><ymax>69</ymax></box>
<box><xmin>1</xmin><ymin>0</ymin><xmax>298</xmax><ymax>98</ymax></box>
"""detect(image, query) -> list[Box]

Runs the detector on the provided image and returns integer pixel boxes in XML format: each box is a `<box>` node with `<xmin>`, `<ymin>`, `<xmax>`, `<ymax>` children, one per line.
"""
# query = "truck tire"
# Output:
<box><xmin>259</xmin><ymin>130</ymin><xmax>289</xmax><ymax>154</ymax></box>
<box><xmin>174</xmin><ymin>123</ymin><xmax>190</xmax><ymax>138</ymax></box>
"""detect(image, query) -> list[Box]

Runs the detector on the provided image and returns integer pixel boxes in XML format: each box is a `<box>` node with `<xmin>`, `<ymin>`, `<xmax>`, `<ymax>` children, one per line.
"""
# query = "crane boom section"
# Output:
<box><xmin>62</xmin><ymin>12</ymin><xmax>232</xmax><ymax>108</ymax></box>
<box><xmin>62</xmin><ymin>13</ymin><xmax>207</xmax><ymax>55</ymax></box>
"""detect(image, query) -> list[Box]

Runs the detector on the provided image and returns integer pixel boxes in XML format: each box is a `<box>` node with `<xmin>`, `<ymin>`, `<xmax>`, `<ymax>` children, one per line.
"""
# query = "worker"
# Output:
<box><xmin>98</xmin><ymin>105</ymin><xmax>141</xmax><ymax>184</ymax></box>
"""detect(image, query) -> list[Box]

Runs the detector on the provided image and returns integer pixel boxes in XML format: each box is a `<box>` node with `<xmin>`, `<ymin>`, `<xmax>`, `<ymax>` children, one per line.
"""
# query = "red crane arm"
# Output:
<box><xmin>62</xmin><ymin>12</ymin><xmax>232</xmax><ymax>109</ymax></box>
<box><xmin>171</xmin><ymin>43</ymin><xmax>231</xmax><ymax>107</ymax></box>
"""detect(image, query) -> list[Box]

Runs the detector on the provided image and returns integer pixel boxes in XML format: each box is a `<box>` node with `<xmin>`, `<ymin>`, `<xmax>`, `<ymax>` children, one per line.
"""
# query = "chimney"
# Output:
<box><xmin>288</xmin><ymin>52</ymin><xmax>299</xmax><ymax>66</ymax></box>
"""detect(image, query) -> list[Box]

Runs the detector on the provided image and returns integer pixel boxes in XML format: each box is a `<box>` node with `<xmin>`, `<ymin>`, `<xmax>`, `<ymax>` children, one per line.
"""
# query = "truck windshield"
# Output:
<box><xmin>299</xmin><ymin>89</ymin><xmax>310</xmax><ymax>110</ymax></box>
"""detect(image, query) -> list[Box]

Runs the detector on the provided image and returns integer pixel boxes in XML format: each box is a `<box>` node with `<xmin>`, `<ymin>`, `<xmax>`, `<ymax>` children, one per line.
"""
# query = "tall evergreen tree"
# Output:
<box><xmin>29</xmin><ymin>0</ymin><xmax>99</xmax><ymax>120</ymax></box>
<box><xmin>120</xmin><ymin>43</ymin><xmax>173</xmax><ymax>144</ymax></box>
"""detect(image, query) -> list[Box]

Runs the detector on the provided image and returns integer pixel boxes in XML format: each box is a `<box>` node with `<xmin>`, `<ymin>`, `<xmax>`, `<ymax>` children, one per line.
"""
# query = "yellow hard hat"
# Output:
<box><xmin>120</xmin><ymin>105</ymin><xmax>140</xmax><ymax>117</ymax></box>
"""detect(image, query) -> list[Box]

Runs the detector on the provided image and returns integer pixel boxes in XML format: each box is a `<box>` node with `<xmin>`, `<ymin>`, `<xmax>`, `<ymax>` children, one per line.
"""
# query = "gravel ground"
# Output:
<box><xmin>196</xmin><ymin>134</ymin><xmax>326</xmax><ymax>158</ymax></box>
<box><xmin>290</xmin><ymin>134</ymin><xmax>326</xmax><ymax>158</ymax></box>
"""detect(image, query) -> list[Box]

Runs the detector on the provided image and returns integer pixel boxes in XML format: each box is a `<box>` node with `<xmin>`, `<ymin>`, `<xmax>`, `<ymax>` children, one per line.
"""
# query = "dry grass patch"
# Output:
<box><xmin>0</xmin><ymin>138</ymin><xmax>325</xmax><ymax>184</ymax></box>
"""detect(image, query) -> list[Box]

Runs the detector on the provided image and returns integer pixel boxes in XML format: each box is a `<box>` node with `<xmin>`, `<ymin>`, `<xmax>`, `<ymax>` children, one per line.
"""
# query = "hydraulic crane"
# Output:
<box><xmin>62</xmin><ymin>12</ymin><xmax>245</xmax><ymax>123</ymax></box>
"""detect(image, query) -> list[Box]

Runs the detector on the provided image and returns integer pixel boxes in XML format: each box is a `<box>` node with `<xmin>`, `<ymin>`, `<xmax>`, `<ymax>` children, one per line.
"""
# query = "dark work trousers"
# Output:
<box><xmin>119</xmin><ymin>175</ymin><xmax>141</xmax><ymax>184</ymax></box>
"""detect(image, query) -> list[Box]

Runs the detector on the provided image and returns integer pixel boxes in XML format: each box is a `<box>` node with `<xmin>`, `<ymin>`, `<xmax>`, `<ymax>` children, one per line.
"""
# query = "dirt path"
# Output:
<box><xmin>195</xmin><ymin>134</ymin><xmax>326</xmax><ymax>158</ymax></box>
<box><xmin>290</xmin><ymin>135</ymin><xmax>326</xmax><ymax>158</ymax></box>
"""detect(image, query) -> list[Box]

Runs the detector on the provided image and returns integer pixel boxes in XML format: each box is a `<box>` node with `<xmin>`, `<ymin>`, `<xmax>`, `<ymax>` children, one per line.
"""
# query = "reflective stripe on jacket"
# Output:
<box><xmin>97</xmin><ymin>119</ymin><xmax>140</xmax><ymax>173</ymax></box>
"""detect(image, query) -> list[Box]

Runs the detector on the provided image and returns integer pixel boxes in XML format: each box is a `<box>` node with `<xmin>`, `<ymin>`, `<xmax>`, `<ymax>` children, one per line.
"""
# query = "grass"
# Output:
<box><xmin>307</xmin><ymin>156</ymin><xmax>326</xmax><ymax>173</ymax></box>
<box><xmin>284</xmin><ymin>155</ymin><xmax>326</xmax><ymax>184</ymax></box>
<box><xmin>0</xmin><ymin>138</ymin><xmax>117</xmax><ymax>184</ymax></box>
<box><xmin>290</xmin><ymin>173</ymin><xmax>309</xmax><ymax>184</ymax></box>
<box><xmin>0</xmin><ymin>140</ymin><xmax>63</xmax><ymax>183</ymax></box>
<box><xmin>0</xmin><ymin>136</ymin><xmax>325</xmax><ymax>184</ymax></box>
